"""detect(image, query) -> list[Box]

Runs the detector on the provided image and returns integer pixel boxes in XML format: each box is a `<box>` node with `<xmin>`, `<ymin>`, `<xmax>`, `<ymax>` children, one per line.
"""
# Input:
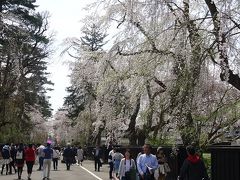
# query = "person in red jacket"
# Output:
<box><xmin>25</xmin><ymin>144</ymin><xmax>36</xmax><ymax>180</ymax></box>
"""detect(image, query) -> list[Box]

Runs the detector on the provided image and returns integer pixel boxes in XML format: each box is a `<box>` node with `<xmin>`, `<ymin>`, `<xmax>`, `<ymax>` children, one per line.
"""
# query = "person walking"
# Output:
<box><xmin>37</xmin><ymin>144</ymin><xmax>45</xmax><ymax>171</ymax></box>
<box><xmin>118</xmin><ymin>149</ymin><xmax>136</xmax><ymax>180</ymax></box>
<box><xmin>113</xmin><ymin>148</ymin><xmax>124</xmax><ymax>177</ymax></box>
<box><xmin>72</xmin><ymin>146</ymin><xmax>77</xmax><ymax>164</ymax></box>
<box><xmin>137</xmin><ymin>144</ymin><xmax>158</xmax><ymax>180</ymax></box>
<box><xmin>178</xmin><ymin>145</ymin><xmax>209</xmax><ymax>180</ymax></box>
<box><xmin>92</xmin><ymin>145</ymin><xmax>102</xmax><ymax>172</ymax></box>
<box><xmin>108</xmin><ymin>147</ymin><xmax>116</xmax><ymax>179</ymax></box>
<box><xmin>42</xmin><ymin>143</ymin><xmax>53</xmax><ymax>180</ymax></box>
<box><xmin>1</xmin><ymin>144</ymin><xmax>11</xmax><ymax>175</ymax></box>
<box><xmin>63</xmin><ymin>143</ymin><xmax>74</xmax><ymax>170</ymax></box>
<box><xmin>15</xmin><ymin>143</ymin><xmax>25</xmax><ymax>180</ymax></box>
<box><xmin>76</xmin><ymin>146</ymin><xmax>84</xmax><ymax>166</ymax></box>
<box><xmin>25</xmin><ymin>144</ymin><xmax>36</xmax><ymax>180</ymax></box>
<box><xmin>52</xmin><ymin>147</ymin><xmax>60</xmax><ymax>170</ymax></box>
<box><xmin>9</xmin><ymin>144</ymin><xmax>17</xmax><ymax>174</ymax></box>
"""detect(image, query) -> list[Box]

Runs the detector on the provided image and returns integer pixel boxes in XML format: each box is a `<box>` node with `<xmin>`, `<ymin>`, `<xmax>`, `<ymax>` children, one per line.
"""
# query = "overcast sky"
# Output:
<box><xmin>36</xmin><ymin>0</ymin><xmax>95</xmax><ymax>113</ymax></box>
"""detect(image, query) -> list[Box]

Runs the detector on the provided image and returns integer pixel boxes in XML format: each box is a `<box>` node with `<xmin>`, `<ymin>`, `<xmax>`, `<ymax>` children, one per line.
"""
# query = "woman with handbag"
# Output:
<box><xmin>118</xmin><ymin>149</ymin><xmax>136</xmax><ymax>180</ymax></box>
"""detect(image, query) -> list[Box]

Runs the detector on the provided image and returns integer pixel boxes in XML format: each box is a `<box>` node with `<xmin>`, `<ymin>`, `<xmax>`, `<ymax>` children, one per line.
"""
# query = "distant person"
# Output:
<box><xmin>37</xmin><ymin>144</ymin><xmax>45</xmax><ymax>170</ymax></box>
<box><xmin>108</xmin><ymin>147</ymin><xmax>116</xmax><ymax>179</ymax></box>
<box><xmin>1</xmin><ymin>144</ymin><xmax>10</xmax><ymax>175</ymax></box>
<box><xmin>63</xmin><ymin>143</ymin><xmax>74</xmax><ymax>170</ymax></box>
<box><xmin>92</xmin><ymin>145</ymin><xmax>102</xmax><ymax>171</ymax></box>
<box><xmin>137</xmin><ymin>144</ymin><xmax>158</xmax><ymax>180</ymax></box>
<box><xmin>52</xmin><ymin>147</ymin><xmax>60</xmax><ymax>170</ymax></box>
<box><xmin>118</xmin><ymin>149</ymin><xmax>136</xmax><ymax>180</ymax></box>
<box><xmin>72</xmin><ymin>146</ymin><xmax>77</xmax><ymax>164</ymax></box>
<box><xmin>83</xmin><ymin>145</ymin><xmax>88</xmax><ymax>160</ymax></box>
<box><xmin>113</xmin><ymin>148</ymin><xmax>124</xmax><ymax>177</ymax></box>
<box><xmin>9</xmin><ymin>144</ymin><xmax>17</xmax><ymax>174</ymax></box>
<box><xmin>77</xmin><ymin>146</ymin><xmax>84</xmax><ymax>166</ymax></box>
<box><xmin>42</xmin><ymin>143</ymin><xmax>53</xmax><ymax>180</ymax></box>
<box><xmin>15</xmin><ymin>143</ymin><xmax>25</xmax><ymax>180</ymax></box>
<box><xmin>178</xmin><ymin>145</ymin><xmax>209</xmax><ymax>180</ymax></box>
<box><xmin>25</xmin><ymin>144</ymin><xmax>36</xmax><ymax>180</ymax></box>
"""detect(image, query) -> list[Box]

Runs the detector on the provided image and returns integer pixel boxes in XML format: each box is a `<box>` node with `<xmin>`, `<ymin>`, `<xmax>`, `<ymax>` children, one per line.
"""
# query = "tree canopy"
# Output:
<box><xmin>0</xmin><ymin>0</ymin><xmax>52</xmax><ymax>143</ymax></box>
<box><xmin>59</xmin><ymin>0</ymin><xmax>240</xmax><ymax>148</ymax></box>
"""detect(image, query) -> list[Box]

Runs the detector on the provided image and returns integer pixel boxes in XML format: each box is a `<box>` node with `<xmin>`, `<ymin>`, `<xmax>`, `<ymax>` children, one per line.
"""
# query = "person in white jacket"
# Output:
<box><xmin>118</xmin><ymin>149</ymin><xmax>136</xmax><ymax>180</ymax></box>
<box><xmin>77</xmin><ymin>146</ymin><xmax>84</xmax><ymax>166</ymax></box>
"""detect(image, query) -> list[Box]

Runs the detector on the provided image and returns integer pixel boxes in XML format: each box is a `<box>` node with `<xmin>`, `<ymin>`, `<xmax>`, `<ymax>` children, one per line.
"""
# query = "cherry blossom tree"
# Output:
<box><xmin>62</xmin><ymin>0</ymin><xmax>240</xmax><ymax>147</ymax></box>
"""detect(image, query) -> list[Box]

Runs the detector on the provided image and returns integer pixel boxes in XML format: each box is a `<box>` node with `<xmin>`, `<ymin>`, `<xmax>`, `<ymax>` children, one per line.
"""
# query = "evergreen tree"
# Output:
<box><xmin>81</xmin><ymin>23</ymin><xmax>107</xmax><ymax>52</ymax></box>
<box><xmin>64</xmin><ymin>23</ymin><xmax>107</xmax><ymax>119</ymax></box>
<box><xmin>0</xmin><ymin>0</ymin><xmax>52</xmax><ymax>141</ymax></box>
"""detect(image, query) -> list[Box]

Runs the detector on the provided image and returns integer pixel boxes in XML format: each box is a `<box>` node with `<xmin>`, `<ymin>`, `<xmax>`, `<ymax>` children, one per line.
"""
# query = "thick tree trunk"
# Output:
<box><xmin>167</xmin><ymin>0</ymin><xmax>204</xmax><ymax>147</ymax></box>
<box><xmin>137</xmin><ymin>129</ymin><xmax>147</xmax><ymax>146</ymax></box>
<box><xmin>127</xmin><ymin>96</ymin><xmax>141</xmax><ymax>146</ymax></box>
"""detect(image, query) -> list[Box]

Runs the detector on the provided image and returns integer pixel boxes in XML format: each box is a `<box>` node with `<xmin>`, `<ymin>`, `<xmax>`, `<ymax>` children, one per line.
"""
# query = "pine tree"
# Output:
<box><xmin>81</xmin><ymin>23</ymin><xmax>107</xmax><ymax>52</ymax></box>
<box><xmin>64</xmin><ymin>23</ymin><xmax>107</xmax><ymax>119</ymax></box>
<box><xmin>0</xmin><ymin>0</ymin><xmax>52</xmax><ymax>141</ymax></box>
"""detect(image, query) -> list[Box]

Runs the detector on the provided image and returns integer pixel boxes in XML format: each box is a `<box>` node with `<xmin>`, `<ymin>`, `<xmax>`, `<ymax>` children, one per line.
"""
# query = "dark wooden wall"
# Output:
<box><xmin>210</xmin><ymin>146</ymin><xmax>240</xmax><ymax>180</ymax></box>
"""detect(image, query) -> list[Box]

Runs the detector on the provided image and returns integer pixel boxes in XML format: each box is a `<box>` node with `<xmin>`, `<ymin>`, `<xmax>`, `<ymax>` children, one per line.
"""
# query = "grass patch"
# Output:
<box><xmin>202</xmin><ymin>153</ymin><xmax>211</xmax><ymax>177</ymax></box>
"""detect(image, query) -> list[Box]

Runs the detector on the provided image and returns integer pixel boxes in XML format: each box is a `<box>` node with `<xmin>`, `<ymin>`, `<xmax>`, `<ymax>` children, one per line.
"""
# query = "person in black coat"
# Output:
<box><xmin>9</xmin><ymin>144</ymin><xmax>17</xmax><ymax>174</ymax></box>
<box><xmin>92</xmin><ymin>145</ymin><xmax>102</xmax><ymax>171</ymax></box>
<box><xmin>178</xmin><ymin>145</ymin><xmax>209</xmax><ymax>180</ymax></box>
<box><xmin>63</xmin><ymin>144</ymin><xmax>74</xmax><ymax>170</ymax></box>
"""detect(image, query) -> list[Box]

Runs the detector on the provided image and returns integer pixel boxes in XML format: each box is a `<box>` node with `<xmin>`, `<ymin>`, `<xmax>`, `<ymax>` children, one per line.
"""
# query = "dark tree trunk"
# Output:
<box><xmin>220</xmin><ymin>66</ymin><xmax>240</xmax><ymax>91</ymax></box>
<box><xmin>137</xmin><ymin>129</ymin><xmax>147</xmax><ymax>146</ymax></box>
<box><xmin>205</xmin><ymin>0</ymin><xmax>240</xmax><ymax>91</ymax></box>
<box><xmin>127</xmin><ymin>96</ymin><xmax>141</xmax><ymax>146</ymax></box>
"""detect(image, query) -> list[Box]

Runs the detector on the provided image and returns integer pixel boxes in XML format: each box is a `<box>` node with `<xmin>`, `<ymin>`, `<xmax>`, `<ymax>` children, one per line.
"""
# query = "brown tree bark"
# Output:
<box><xmin>127</xmin><ymin>96</ymin><xmax>141</xmax><ymax>146</ymax></box>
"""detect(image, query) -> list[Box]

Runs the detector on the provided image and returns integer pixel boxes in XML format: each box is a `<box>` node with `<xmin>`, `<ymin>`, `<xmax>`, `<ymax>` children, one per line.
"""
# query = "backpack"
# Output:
<box><xmin>53</xmin><ymin>149</ymin><xmax>59</xmax><ymax>158</ymax></box>
<box><xmin>16</xmin><ymin>150</ymin><xmax>23</xmax><ymax>160</ymax></box>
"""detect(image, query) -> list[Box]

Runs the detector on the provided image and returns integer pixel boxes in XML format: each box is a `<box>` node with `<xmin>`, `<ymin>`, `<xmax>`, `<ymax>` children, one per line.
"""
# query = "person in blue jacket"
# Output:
<box><xmin>1</xmin><ymin>144</ymin><xmax>11</xmax><ymax>175</ymax></box>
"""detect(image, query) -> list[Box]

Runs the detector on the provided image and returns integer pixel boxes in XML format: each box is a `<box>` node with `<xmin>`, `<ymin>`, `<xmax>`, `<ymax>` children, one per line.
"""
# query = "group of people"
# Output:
<box><xmin>1</xmin><ymin>143</ymin><xmax>40</xmax><ymax>180</ymax></box>
<box><xmin>108</xmin><ymin>144</ymin><xmax>160</xmax><ymax>180</ymax></box>
<box><xmin>107</xmin><ymin>144</ymin><xmax>209</xmax><ymax>180</ymax></box>
<box><xmin>1</xmin><ymin>142</ymin><xmax>209</xmax><ymax>180</ymax></box>
<box><xmin>0</xmin><ymin>142</ymin><xmax>86</xmax><ymax>180</ymax></box>
<box><xmin>0</xmin><ymin>143</ymin><xmax>63</xmax><ymax>180</ymax></box>
<box><xmin>38</xmin><ymin>143</ymin><xmax>84</xmax><ymax>178</ymax></box>
<box><xmin>62</xmin><ymin>143</ymin><xmax>84</xmax><ymax>170</ymax></box>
